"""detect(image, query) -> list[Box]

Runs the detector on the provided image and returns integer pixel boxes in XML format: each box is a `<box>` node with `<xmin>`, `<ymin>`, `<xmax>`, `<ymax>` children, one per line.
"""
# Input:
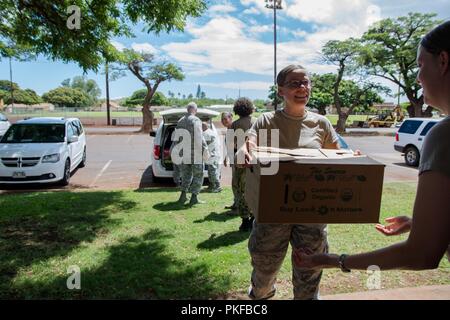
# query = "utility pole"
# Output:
<box><xmin>265</xmin><ymin>0</ymin><xmax>283</xmax><ymax>111</ymax></box>
<box><xmin>9</xmin><ymin>57</ymin><xmax>14</xmax><ymax>112</ymax></box>
<box><xmin>105</xmin><ymin>62</ymin><xmax>111</xmax><ymax>126</ymax></box>
<box><xmin>397</xmin><ymin>71</ymin><xmax>401</xmax><ymax>107</ymax></box>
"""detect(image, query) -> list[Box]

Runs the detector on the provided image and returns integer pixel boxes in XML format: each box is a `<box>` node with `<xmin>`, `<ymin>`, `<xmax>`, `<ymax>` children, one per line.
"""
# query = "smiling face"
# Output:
<box><xmin>278</xmin><ymin>69</ymin><xmax>311</xmax><ymax>109</ymax></box>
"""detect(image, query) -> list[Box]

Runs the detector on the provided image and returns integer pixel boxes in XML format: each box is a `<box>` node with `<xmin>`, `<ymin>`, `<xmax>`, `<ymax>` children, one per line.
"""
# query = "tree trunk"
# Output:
<box><xmin>140</xmin><ymin>105</ymin><xmax>154</xmax><ymax>133</ymax></box>
<box><xmin>405</xmin><ymin>91</ymin><xmax>426</xmax><ymax>117</ymax></box>
<box><xmin>336</xmin><ymin>113</ymin><xmax>348</xmax><ymax>133</ymax></box>
<box><xmin>139</xmin><ymin>84</ymin><xmax>159</xmax><ymax>133</ymax></box>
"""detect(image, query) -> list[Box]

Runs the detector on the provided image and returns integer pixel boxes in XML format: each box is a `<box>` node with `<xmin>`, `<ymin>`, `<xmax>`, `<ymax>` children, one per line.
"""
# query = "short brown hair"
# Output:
<box><xmin>276</xmin><ymin>64</ymin><xmax>309</xmax><ymax>86</ymax></box>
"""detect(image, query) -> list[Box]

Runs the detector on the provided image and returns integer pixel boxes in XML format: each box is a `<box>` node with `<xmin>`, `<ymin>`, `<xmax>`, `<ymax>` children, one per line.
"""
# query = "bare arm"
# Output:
<box><xmin>295</xmin><ymin>171</ymin><xmax>450</xmax><ymax>270</ymax></box>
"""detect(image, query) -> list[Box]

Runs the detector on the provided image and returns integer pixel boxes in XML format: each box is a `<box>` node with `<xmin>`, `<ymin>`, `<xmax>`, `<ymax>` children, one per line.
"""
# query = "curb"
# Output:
<box><xmin>341</xmin><ymin>132</ymin><xmax>396</xmax><ymax>137</ymax></box>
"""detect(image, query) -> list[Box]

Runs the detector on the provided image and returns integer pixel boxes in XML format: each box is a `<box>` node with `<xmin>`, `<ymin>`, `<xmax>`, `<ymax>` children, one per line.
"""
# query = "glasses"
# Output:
<box><xmin>283</xmin><ymin>80</ymin><xmax>311</xmax><ymax>89</ymax></box>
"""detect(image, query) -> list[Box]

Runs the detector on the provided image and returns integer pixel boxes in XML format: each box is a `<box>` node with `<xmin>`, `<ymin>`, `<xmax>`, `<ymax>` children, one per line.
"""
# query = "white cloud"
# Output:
<box><xmin>161</xmin><ymin>15</ymin><xmax>342</xmax><ymax>77</ymax></box>
<box><xmin>160</xmin><ymin>0</ymin><xmax>449</xmax><ymax>81</ymax></box>
<box><xmin>209</xmin><ymin>4</ymin><xmax>236</xmax><ymax>14</ymax></box>
<box><xmin>286</xmin><ymin>0</ymin><xmax>382</xmax><ymax>34</ymax></box>
<box><xmin>111</xmin><ymin>40</ymin><xmax>125</xmax><ymax>51</ymax></box>
<box><xmin>249</xmin><ymin>24</ymin><xmax>272</xmax><ymax>34</ymax></box>
<box><xmin>162</xmin><ymin>16</ymin><xmax>276</xmax><ymax>76</ymax></box>
<box><xmin>131</xmin><ymin>42</ymin><xmax>158</xmax><ymax>54</ymax></box>
<box><xmin>201</xmin><ymin>81</ymin><xmax>273</xmax><ymax>91</ymax></box>
<box><xmin>243</xmin><ymin>7</ymin><xmax>261</xmax><ymax>15</ymax></box>
<box><xmin>240</xmin><ymin>0</ymin><xmax>272</xmax><ymax>16</ymax></box>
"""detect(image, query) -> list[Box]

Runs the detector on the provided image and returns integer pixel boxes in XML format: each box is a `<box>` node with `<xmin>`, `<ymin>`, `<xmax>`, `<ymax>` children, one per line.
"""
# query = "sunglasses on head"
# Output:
<box><xmin>283</xmin><ymin>80</ymin><xmax>311</xmax><ymax>88</ymax></box>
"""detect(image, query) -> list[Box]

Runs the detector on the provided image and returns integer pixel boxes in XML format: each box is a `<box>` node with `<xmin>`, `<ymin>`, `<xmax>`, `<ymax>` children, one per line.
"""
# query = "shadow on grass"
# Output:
<box><xmin>5</xmin><ymin>229</ymin><xmax>233</xmax><ymax>299</ymax></box>
<box><xmin>138</xmin><ymin>165</ymin><xmax>177</xmax><ymax>189</ymax></box>
<box><xmin>0</xmin><ymin>191</ymin><xmax>136</xmax><ymax>298</ymax></box>
<box><xmin>197</xmin><ymin>230</ymin><xmax>250</xmax><ymax>250</ymax></box>
<box><xmin>152</xmin><ymin>201</ymin><xmax>191</xmax><ymax>212</ymax></box>
<box><xmin>193</xmin><ymin>211</ymin><xmax>238</xmax><ymax>223</ymax></box>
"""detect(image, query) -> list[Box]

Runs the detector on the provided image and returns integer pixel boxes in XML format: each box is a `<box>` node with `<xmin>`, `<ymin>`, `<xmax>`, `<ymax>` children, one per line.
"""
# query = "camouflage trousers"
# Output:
<box><xmin>231</xmin><ymin>165</ymin><xmax>238</xmax><ymax>206</ymax></box>
<box><xmin>248</xmin><ymin>223</ymin><xmax>328</xmax><ymax>300</ymax></box>
<box><xmin>180</xmin><ymin>163</ymin><xmax>204</xmax><ymax>195</ymax></box>
<box><xmin>173</xmin><ymin>164</ymin><xmax>181</xmax><ymax>186</ymax></box>
<box><xmin>207</xmin><ymin>161</ymin><xmax>221</xmax><ymax>190</ymax></box>
<box><xmin>234</xmin><ymin>166</ymin><xmax>252</xmax><ymax>218</ymax></box>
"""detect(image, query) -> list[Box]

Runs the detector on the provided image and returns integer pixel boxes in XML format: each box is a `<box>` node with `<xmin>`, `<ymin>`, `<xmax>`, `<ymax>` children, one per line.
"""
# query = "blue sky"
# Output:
<box><xmin>1</xmin><ymin>0</ymin><xmax>450</xmax><ymax>102</ymax></box>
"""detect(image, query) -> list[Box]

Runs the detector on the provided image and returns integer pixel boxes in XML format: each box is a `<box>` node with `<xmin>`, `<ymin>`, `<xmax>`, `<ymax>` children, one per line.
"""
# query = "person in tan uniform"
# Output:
<box><xmin>237</xmin><ymin>65</ymin><xmax>340</xmax><ymax>299</ymax></box>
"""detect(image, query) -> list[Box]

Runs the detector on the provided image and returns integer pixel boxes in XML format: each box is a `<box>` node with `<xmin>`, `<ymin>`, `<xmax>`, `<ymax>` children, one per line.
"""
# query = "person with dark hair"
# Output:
<box><xmin>293</xmin><ymin>21</ymin><xmax>450</xmax><ymax>277</ymax></box>
<box><xmin>237</xmin><ymin>65</ymin><xmax>340</xmax><ymax>299</ymax></box>
<box><xmin>231</xmin><ymin>97</ymin><xmax>255</xmax><ymax>231</ymax></box>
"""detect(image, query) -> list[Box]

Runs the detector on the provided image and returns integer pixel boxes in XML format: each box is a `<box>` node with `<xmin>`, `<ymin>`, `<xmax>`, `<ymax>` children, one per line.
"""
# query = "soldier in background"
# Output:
<box><xmin>231</xmin><ymin>98</ymin><xmax>255</xmax><ymax>231</ymax></box>
<box><xmin>202</xmin><ymin>122</ymin><xmax>222</xmax><ymax>193</ymax></box>
<box><xmin>173</xmin><ymin>102</ymin><xmax>207</xmax><ymax>205</ymax></box>
<box><xmin>221</xmin><ymin>112</ymin><xmax>238</xmax><ymax>211</ymax></box>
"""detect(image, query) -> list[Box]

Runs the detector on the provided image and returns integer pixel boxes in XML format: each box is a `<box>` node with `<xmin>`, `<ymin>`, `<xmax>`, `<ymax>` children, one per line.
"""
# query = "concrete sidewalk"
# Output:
<box><xmin>323</xmin><ymin>285</ymin><xmax>450</xmax><ymax>300</ymax></box>
<box><xmin>85</xmin><ymin>126</ymin><xmax>144</xmax><ymax>135</ymax></box>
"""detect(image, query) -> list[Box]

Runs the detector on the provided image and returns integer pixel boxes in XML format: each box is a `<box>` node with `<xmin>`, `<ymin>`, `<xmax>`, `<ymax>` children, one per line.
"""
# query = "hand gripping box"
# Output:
<box><xmin>245</xmin><ymin>147</ymin><xmax>385</xmax><ymax>224</ymax></box>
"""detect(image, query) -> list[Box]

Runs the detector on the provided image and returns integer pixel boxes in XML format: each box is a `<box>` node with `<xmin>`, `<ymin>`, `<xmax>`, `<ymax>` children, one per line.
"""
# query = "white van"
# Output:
<box><xmin>0</xmin><ymin>113</ymin><xmax>11</xmax><ymax>137</ymax></box>
<box><xmin>0</xmin><ymin>117</ymin><xmax>87</xmax><ymax>185</ymax></box>
<box><xmin>150</xmin><ymin>108</ymin><xmax>220</xmax><ymax>181</ymax></box>
<box><xmin>394</xmin><ymin>117</ymin><xmax>443</xmax><ymax>166</ymax></box>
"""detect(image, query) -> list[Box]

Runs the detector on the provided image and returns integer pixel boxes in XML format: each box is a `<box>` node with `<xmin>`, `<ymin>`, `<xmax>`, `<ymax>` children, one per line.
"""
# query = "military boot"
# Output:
<box><xmin>177</xmin><ymin>191</ymin><xmax>187</xmax><ymax>204</ymax></box>
<box><xmin>189</xmin><ymin>194</ymin><xmax>205</xmax><ymax>205</ymax></box>
<box><xmin>239</xmin><ymin>217</ymin><xmax>252</xmax><ymax>232</ymax></box>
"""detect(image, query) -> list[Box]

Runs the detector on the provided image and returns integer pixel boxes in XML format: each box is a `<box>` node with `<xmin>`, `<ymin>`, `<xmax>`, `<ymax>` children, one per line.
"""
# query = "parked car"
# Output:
<box><xmin>0</xmin><ymin>117</ymin><xmax>86</xmax><ymax>185</ymax></box>
<box><xmin>0</xmin><ymin>112</ymin><xmax>11</xmax><ymax>138</ymax></box>
<box><xmin>394</xmin><ymin>117</ymin><xmax>443</xmax><ymax>166</ymax></box>
<box><xmin>150</xmin><ymin>108</ymin><xmax>220</xmax><ymax>181</ymax></box>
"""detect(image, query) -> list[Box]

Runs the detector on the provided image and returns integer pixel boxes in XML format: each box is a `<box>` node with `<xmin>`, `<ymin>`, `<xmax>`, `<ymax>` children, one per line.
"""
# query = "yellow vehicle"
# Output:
<box><xmin>352</xmin><ymin>106</ymin><xmax>405</xmax><ymax>128</ymax></box>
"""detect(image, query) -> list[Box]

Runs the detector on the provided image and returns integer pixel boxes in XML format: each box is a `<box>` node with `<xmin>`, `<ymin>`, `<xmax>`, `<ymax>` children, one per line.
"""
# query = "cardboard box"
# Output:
<box><xmin>245</xmin><ymin>147</ymin><xmax>385</xmax><ymax>224</ymax></box>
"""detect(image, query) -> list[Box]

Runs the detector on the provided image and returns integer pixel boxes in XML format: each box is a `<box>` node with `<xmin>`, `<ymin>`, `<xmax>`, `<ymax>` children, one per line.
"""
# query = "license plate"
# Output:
<box><xmin>12</xmin><ymin>171</ymin><xmax>26</xmax><ymax>178</ymax></box>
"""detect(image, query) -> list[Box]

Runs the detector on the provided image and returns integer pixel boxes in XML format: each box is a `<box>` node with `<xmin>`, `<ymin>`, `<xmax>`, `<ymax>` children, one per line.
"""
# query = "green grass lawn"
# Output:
<box><xmin>0</xmin><ymin>183</ymin><xmax>448</xmax><ymax>299</ymax></box>
<box><xmin>9</xmin><ymin>111</ymin><xmax>368</xmax><ymax>126</ymax></box>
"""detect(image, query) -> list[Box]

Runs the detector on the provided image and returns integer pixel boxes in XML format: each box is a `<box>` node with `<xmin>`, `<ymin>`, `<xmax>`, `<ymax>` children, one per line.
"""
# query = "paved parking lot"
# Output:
<box><xmin>0</xmin><ymin>133</ymin><xmax>418</xmax><ymax>193</ymax></box>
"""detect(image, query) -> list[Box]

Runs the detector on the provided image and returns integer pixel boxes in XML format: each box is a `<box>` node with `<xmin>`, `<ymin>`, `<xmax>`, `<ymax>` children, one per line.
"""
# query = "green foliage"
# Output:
<box><xmin>268</xmin><ymin>85</ymin><xmax>283</xmax><ymax>108</ymax></box>
<box><xmin>322</xmin><ymin>38</ymin><xmax>362</xmax><ymax>74</ymax></box>
<box><xmin>0</xmin><ymin>80</ymin><xmax>19</xmax><ymax>91</ymax></box>
<box><xmin>124</xmin><ymin>89</ymin><xmax>169</xmax><ymax>106</ymax></box>
<box><xmin>339</xmin><ymin>80</ymin><xmax>385</xmax><ymax>112</ymax></box>
<box><xmin>61</xmin><ymin>76</ymin><xmax>101</xmax><ymax>106</ymax></box>
<box><xmin>0</xmin><ymin>0</ymin><xmax>207</xmax><ymax>71</ymax></box>
<box><xmin>359</xmin><ymin>12</ymin><xmax>441</xmax><ymax>115</ymax></box>
<box><xmin>42</xmin><ymin>87</ymin><xmax>92</xmax><ymax>108</ymax></box>
<box><xmin>167</xmin><ymin>97</ymin><xmax>235</xmax><ymax>108</ymax></box>
<box><xmin>0</xmin><ymin>80</ymin><xmax>42</xmax><ymax>105</ymax></box>
<box><xmin>309</xmin><ymin>74</ymin><xmax>335</xmax><ymax>114</ymax></box>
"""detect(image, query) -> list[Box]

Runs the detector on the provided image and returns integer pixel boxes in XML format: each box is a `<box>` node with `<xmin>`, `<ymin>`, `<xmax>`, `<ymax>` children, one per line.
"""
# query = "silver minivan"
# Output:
<box><xmin>150</xmin><ymin>108</ymin><xmax>220</xmax><ymax>181</ymax></box>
